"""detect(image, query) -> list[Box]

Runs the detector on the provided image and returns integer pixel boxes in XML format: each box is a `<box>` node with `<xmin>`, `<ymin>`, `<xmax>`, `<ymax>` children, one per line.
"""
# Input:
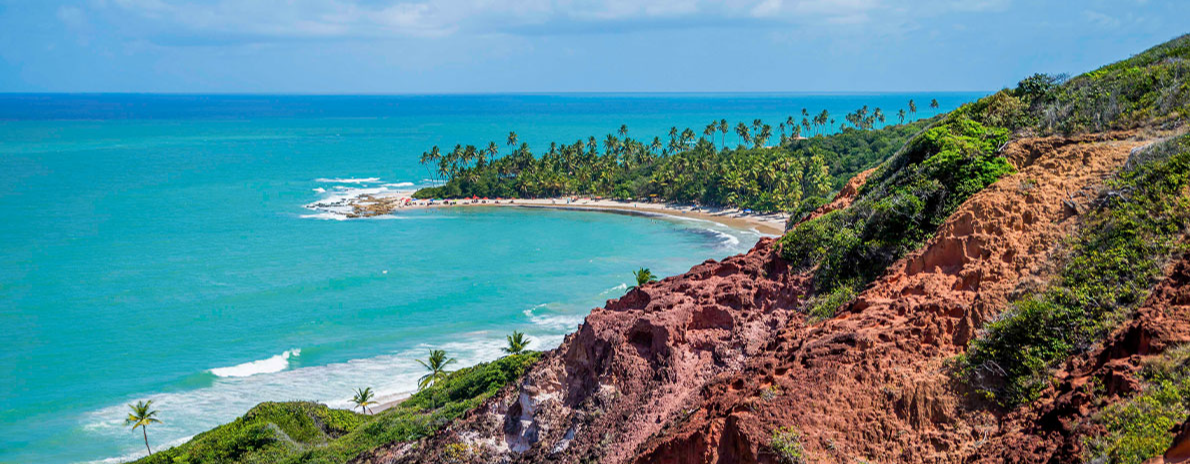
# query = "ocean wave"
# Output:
<box><xmin>314</xmin><ymin>177</ymin><xmax>380</xmax><ymax>184</ymax></box>
<box><xmin>384</xmin><ymin>182</ymin><xmax>414</xmax><ymax>188</ymax></box>
<box><xmin>705</xmin><ymin>228</ymin><xmax>741</xmax><ymax>248</ymax></box>
<box><xmin>312</xmin><ymin>187</ymin><xmax>326</xmax><ymax>193</ymax></box>
<box><xmin>598</xmin><ymin>283</ymin><xmax>628</xmax><ymax>296</ymax></box>
<box><xmin>209</xmin><ymin>349</ymin><xmax>301</xmax><ymax>378</ymax></box>
<box><xmin>523</xmin><ymin>304</ymin><xmax>585</xmax><ymax>331</ymax></box>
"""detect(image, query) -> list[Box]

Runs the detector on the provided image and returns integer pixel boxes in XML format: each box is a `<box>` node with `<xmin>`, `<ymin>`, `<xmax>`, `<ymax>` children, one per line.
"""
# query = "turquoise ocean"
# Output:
<box><xmin>0</xmin><ymin>93</ymin><xmax>982</xmax><ymax>463</ymax></box>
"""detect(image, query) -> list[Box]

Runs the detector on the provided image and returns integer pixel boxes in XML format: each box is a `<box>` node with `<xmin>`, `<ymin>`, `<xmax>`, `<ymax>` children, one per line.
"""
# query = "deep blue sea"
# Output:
<box><xmin>0</xmin><ymin>92</ymin><xmax>983</xmax><ymax>463</ymax></box>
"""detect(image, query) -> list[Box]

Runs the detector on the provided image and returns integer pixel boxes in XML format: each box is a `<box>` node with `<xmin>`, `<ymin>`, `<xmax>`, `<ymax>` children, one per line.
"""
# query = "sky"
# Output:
<box><xmin>0</xmin><ymin>0</ymin><xmax>1186</xmax><ymax>93</ymax></box>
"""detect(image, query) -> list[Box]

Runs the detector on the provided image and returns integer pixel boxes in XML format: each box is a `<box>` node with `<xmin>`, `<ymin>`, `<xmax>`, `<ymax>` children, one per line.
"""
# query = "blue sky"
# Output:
<box><xmin>0</xmin><ymin>0</ymin><xmax>1185</xmax><ymax>93</ymax></box>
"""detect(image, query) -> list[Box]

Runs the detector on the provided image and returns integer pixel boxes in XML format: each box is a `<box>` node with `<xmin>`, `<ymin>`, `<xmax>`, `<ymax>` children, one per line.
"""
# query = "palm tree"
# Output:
<box><xmin>352</xmin><ymin>387</ymin><xmax>376</xmax><ymax>414</ymax></box>
<box><xmin>897</xmin><ymin>108</ymin><xmax>906</xmax><ymax>124</ymax></box>
<box><xmin>630</xmin><ymin>267</ymin><xmax>658</xmax><ymax>290</ymax></box>
<box><xmin>908</xmin><ymin>99</ymin><xmax>917</xmax><ymax>120</ymax></box>
<box><xmin>930</xmin><ymin>98</ymin><xmax>940</xmax><ymax>116</ymax></box>
<box><xmin>735</xmin><ymin>122</ymin><xmax>750</xmax><ymax>147</ymax></box>
<box><xmin>618</xmin><ymin>124</ymin><xmax>629</xmax><ymax>139</ymax></box>
<box><xmin>504</xmin><ymin>330</ymin><xmax>531</xmax><ymax>354</ymax></box>
<box><xmin>417</xmin><ymin>349</ymin><xmax>457</xmax><ymax>408</ymax></box>
<box><xmin>506</xmin><ymin>131</ymin><xmax>518</xmax><ymax>149</ymax></box>
<box><xmin>718</xmin><ymin>119</ymin><xmax>729</xmax><ymax>149</ymax></box>
<box><xmin>703</xmin><ymin>123</ymin><xmax>717</xmax><ymax>146</ymax></box>
<box><xmin>126</xmin><ymin>400</ymin><xmax>161</xmax><ymax>456</ymax></box>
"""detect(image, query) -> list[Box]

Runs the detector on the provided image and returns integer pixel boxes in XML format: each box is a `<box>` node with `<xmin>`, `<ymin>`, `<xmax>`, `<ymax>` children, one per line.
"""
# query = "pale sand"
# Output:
<box><xmin>369</xmin><ymin>391</ymin><xmax>413</xmax><ymax>414</ymax></box>
<box><xmin>349</xmin><ymin>196</ymin><xmax>789</xmax><ymax>236</ymax></box>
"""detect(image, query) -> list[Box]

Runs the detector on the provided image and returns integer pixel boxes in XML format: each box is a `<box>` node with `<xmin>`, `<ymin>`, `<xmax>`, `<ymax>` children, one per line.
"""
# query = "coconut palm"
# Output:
<box><xmin>618</xmin><ymin>124</ymin><xmax>629</xmax><ymax>139</ymax></box>
<box><xmin>718</xmin><ymin>119</ymin><xmax>729</xmax><ymax>148</ymax></box>
<box><xmin>897</xmin><ymin>108</ymin><xmax>906</xmax><ymax>124</ymax></box>
<box><xmin>352</xmin><ymin>387</ymin><xmax>376</xmax><ymax>414</ymax></box>
<box><xmin>930</xmin><ymin>98</ymin><xmax>940</xmax><ymax>116</ymax></box>
<box><xmin>126</xmin><ymin>400</ymin><xmax>162</xmax><ymax>456</ymax></box>
<box><xmin>506</xmin><ymin>131</ymin><xmax>518</xmax><ymax>148</ymax></box>
<box><xmin>417</xmin><ymin>349</ymin><xmax>457</xmax><ymax>407</ymax></box>
<box><xmin>908</xmin><ymin>99</ymin><xmax>917</xmax><ymax>119</ymax></box>
<box><xmin>504</xmin><ymin>330</ymin><xmax>531</xmax><ymax>354</ymax></box>
<box><xmin>630</xmin><ymin>267</ymin><xmax>658</xmax><ymax>290</ymax></box>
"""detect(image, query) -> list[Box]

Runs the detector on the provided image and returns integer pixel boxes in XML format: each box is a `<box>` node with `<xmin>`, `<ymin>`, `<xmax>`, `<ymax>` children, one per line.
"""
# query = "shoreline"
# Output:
<box><xmin>322</xmin><ymin>194</ymin><xmax>789</xmax><ymax>236</ymax></box>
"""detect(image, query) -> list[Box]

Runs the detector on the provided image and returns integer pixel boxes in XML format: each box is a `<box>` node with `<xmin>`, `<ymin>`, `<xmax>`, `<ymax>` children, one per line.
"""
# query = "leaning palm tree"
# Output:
<box><xmin>504</xmin><ymin>330</ymin><xmax>531</xmax><ymax>354</ymax></box>
<box><xmin>352</xmin><ymin>387</ymin><xmax>376</xmax><ymax>414</ymax></box>
<box><xmin>417</xmin><ymin>349</ymin><xmax>457</xmax><ymax>408</ymax></box>
<box><xmin>629</xmin><ymin>267</ymin><xmax>658</xmax><ymax>290</ymax></box>
<box><xmin>126</xmin><ymin>400</ymin><xmax>161</xmax><ymax>456</ymax></box>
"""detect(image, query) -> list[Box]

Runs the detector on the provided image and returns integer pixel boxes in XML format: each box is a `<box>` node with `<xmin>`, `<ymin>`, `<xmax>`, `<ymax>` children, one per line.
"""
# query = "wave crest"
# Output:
<box><xmin>209</xmin><ymin>349</ymin><xmax>301</xmax><ymax>378</ymax></box>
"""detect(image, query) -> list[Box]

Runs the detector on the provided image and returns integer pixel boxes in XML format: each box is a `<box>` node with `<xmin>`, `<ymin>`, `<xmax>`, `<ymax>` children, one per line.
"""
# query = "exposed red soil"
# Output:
<box><xmin>363</xmin><ymin>132</ymin><xmax>1162</xmax><ymax>464</ymax></box>
<box><xmin>637</xmin><ymin>133</ymin><xmax>1149</xmax><ymax>463</ymax></box>
<box><xmin>979</xmin><ymin>253</ymin><xmax>1190</xmax><ymax>463</ymax></box>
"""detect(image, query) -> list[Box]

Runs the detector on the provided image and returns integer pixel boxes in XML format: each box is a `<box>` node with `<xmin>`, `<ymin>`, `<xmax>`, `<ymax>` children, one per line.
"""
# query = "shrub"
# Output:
<box><xmin>769</xmin><ymin>426</ymin><xmax>805</xmax><ymax>464</ymax></box>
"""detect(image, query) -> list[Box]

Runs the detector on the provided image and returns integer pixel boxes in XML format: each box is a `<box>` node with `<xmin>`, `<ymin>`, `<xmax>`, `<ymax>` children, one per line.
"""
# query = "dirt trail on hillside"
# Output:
<box><xmin>637</xmin><ymin>132</ymin><xmax>1149</xmax><ymax>463</ymax></box>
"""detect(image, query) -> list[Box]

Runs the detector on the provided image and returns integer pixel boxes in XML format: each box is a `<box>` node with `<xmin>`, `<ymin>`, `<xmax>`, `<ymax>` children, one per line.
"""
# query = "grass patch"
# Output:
<box><xmin>961</xmin><ymin>135</ymin><xmax>1190</xmax><ymax>406</ymax></box>
<box><xmin>1085</xmin><ymin>345</ymin><xmax>1190</xmax><ymax>463</ymax></box>
<box><xmin>135</xmin><ymin>352</ymin><xmax>541</xmax><ymax>464</ymax></box>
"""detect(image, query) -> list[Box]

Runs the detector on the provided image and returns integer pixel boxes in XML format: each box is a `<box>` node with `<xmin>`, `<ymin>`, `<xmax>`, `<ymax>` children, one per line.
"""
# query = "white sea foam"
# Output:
<box><xmin>705</xmin><ymin>228</ymin><xmax>741</xmax><ymax>248</ymax></box>
<box><xmin>523</xmin><ymin>304</ymin><xmax>586</xmax><ymax>331</ymax></box>
<box><xmin>312</xmin><ymin>187</ymin><xmax>326</xmax><ymax>193</ymax></box>
<box><xmin>209</xmin><ymin>349</ymin><xmax>301</xmax><ymax>378</ymax></box>
<box><xmin>314</xmin><ymin>177</ymin><xmax>381</xmax><ymax>184</ymax></box>
<box><xmin>598</xmin><ymin>283</ymin><xmax>628</xmax><ymax>296</ymax></box>
<box><xmin>384</xmin><ymin>182</ymin><xmax>414</xmax><ymax>187</ymax></box>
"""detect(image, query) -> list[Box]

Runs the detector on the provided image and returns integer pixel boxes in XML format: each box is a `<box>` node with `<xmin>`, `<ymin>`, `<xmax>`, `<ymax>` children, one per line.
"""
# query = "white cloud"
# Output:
<box><xmin>86</xmin><ymin>0</ymin><xmax>1003</xmax><ymax>44</ymax></box>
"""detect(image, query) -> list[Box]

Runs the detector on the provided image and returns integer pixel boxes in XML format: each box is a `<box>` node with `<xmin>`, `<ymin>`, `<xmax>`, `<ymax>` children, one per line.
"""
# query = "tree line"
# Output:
<box><xmin>415</xmin><ymin>99</ymin><xmax>942</xmax><ymax>215</ymax></box>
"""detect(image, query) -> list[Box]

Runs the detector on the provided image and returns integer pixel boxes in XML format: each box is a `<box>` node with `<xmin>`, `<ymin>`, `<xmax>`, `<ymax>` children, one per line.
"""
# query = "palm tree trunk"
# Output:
<box><xmin>143</xmin><ymin>427</ymin><xmax>152</xmax><ymax>455</ymax></box>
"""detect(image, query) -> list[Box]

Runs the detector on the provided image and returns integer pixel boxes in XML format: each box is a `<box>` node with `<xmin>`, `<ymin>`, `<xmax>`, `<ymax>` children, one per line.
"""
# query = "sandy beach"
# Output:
<box><xmin>325</xmin><ymin>194</ymin><xmax>790</xmax><ymax>236</ymax></box>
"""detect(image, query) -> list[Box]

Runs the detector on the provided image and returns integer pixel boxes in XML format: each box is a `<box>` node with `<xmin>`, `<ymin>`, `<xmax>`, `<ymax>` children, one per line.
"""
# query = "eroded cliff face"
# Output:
<box><xmin>637</xmin><ymin>133</ymin><xmax>1151</xmax><ymax>463</ymax></box>
<box><xmin>366</xmin><ymin>238</ymin><xmax>811</xmax><ymax>463</ymax></box>
<box><xmin>365</xmin><ymin>132</ymin><xmax>1183</xmax><ymax>464</ymax></box>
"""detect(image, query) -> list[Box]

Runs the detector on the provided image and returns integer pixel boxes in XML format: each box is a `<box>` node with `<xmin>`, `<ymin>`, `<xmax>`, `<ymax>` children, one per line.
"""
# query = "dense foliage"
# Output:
<box><xmin>135</xmin><ymin>353</ymin><xmax>541</xmax><ymax>464</ymax></box>
<box><xmin>413</xmin><ymin>116</ymin><xmax>934</xmax><ymax>214</ymax></box>
<box><xmin>1086</xmin><ymin>345</ymin><xmax>1190</xmax><ymax>463</ymax></box>
<box><xmin>961</xmin><ymin>135</ymin><xmax>1190</xmax><ymax>406</ymax></box>
<box><xmin>777</xmin><ymin>108</ymin><xmax>1014</xmax><ymax>311</ymax></box>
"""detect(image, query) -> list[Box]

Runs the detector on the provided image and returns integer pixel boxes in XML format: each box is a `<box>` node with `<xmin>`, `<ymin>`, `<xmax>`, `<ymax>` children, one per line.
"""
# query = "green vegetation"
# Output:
<box><xmin>1085</xmin><ymin>345</ymin><xmax>1190</xmax><ymax>463</ymax></box>
<box><xmin>1039</xmin><ymin>33</ymin><xmax>1190</xmax><ymax>133</ymax></box>
<box><xmin>136</xmin><ymin>353</ymin><xmax>541</xmax><ymax>464</ymax></box>
<box><xmin>413</xmin><ymin>111</ymin><xmax>935</xmax><ymax>214</ymax></box>
<box><xmin>351</xmin><ymin>387</ymin><xmax>376</xmax><ymax>414</ymax></box>
<box><xmin>961</xmin><ymin>135</ymin><xmax>1190</xmax><ymax>406</ymax></box>
<box><xmin>777</xmin><ymin>108</ymin><xmax>1014</xmax><ymax>307</ymax></box>
<box><xmin>631</xmin><ymin>267</ymin><xmax>658</xmax><ymax>290</ymax></box>
<box><xmin>769</xmin><ymin>426</ymin><xmax>805</xmax><ymax>464</ymax></box>
<box><xmin>503</xmin><ymin>330</ymin><xmax>531</xmax><ymax>355</ymax></box>
<box><xmin>127</xmin><ymin>400</ymin><xmax>163</xmax><ymax>456</ymax></box>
